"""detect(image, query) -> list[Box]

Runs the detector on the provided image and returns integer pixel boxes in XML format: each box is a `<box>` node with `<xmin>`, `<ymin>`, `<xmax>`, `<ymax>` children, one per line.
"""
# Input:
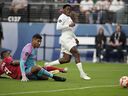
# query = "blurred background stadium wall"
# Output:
<box><xmin>1</xmin><ymin>23</ymin><xmax>128</xmax><ymax>61</ymax></box>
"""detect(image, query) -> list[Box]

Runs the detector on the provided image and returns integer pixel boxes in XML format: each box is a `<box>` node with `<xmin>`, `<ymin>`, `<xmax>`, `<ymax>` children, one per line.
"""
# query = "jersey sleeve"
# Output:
<box><xmin>56</xmin><ymin>16</ymin><xmax>70</xmax><ymax>31</ymax></box>
<box><xmin>20</xmin><ymin>45</ymin><xmax>31</xmax><ymax>74</ymax></box>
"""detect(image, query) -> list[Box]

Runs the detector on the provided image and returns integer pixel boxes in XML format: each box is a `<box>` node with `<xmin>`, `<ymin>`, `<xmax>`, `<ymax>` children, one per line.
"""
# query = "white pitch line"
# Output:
<box><xmin>0</xmin><ymin>85</ymin><xmax>119</xmax><ymax>96</ymax></box>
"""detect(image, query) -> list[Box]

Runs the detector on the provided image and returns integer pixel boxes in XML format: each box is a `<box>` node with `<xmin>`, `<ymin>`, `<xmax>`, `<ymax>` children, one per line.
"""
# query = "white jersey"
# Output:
<box><xmin>56</xmin><ymin>13</ymin><xmax>77</xmax><ymax>44</ymax></box>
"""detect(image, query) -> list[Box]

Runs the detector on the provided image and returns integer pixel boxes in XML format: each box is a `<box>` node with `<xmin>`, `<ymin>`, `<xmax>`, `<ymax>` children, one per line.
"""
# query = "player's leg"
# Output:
<box><xmin>65</xmin><ymin>40</ymin><xmax>91</xmax><ymax>80</ymax></box>
<box><xmin>45</xmin><ymin>40</ymin><xmax>91</xmax><ymax>80</ymax></box>
<box><xmin>70</xmin><ymin>46</ymin><xmax>91</xmax><ymax>80</ymax></box>
<box><xmin>29</xmin><ymin>65</ymin><xmax>66</xmax><ymax>81</ymax></box>
<box><xmin>25</xmin><ymin>66</ymin><xmax>46</xmax><ymax>80</ymax></box>
<box><xmin>44</xmin><ymin>52</ymin><xmax>71</xmax><ymax>66</ymax></box>
<box><xmin>26</xmin><ymin>73</ymin><xmax>49</xmax><ymax>80</ymax></box>
<box><xmin>44</xmin><ymin>43</ymin><xmax>72</xmax><ymax>66</ymax></box>
<box><xmin>43</xmin><ymin>66</ymin><xmax>68</xmax><ymax>73</ymax></box>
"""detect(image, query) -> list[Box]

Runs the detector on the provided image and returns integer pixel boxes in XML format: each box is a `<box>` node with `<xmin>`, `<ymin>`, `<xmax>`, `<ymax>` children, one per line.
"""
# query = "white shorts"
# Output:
<box><xmin>60</xmin><ymin>38</ymin><xmax>77</xmax><ymax>55</ymax></box>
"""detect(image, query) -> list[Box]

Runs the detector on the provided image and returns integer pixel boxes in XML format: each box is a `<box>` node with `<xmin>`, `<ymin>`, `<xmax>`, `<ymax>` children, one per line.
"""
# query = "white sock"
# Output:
<box><xmin>47</xmin><ymin>60</ymin><xmax>60</xmax><ymax>66</ymax></box>
<box><xmin>76</xmin><ymin>62</ymin><xmax>86</xmax><ymax>75</ymax></box>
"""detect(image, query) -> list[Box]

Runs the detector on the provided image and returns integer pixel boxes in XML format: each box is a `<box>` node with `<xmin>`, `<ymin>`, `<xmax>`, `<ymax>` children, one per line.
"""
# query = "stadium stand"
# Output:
<box><xmin>1</xmin><ymin>1</ymin><xmax>128</xmax><ymax>24</ymax></box>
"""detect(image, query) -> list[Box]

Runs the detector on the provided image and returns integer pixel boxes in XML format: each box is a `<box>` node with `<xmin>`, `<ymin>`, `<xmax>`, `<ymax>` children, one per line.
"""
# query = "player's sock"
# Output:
<box><xmin>44</xmin><ymin>66</ymin><xmax>67</xmax><ymax>73</ymax></box>
<box><xmin>49</xmin><ymin>70</ymin><xmax>60</xmax><ymax>74</ymax></box>
<box><xmin>76</xmin><ymin>62</ymin><xmax>85</xmax><ymax>74</ymax></box>
<box><xmin>37</xmin><ymin>68</ymin><xmax>66</xmax><ymax>81</ymax></box>
<box><xmin>44</xmin><ymin>60</ymin><xmax>60</xmax><ymax>66</ymax></box>
<box><xmin>37</xmin><ymin>68</ymin><xmax>53</xmax><ymax>78</ymax></box>
<box><xmin>76</xmin><ymin>62</ymin><xmax>91</xmax><ymax>80</ymax></box>
<box><xmin>44</xmin><ymin>66</ymin><xmax>60</xmax><ymax>71</ymax></box>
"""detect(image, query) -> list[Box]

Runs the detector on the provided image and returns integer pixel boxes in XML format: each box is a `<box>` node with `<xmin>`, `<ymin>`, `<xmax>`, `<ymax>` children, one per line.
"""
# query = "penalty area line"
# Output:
<box><xmin>0</xmin><ymin>85</ymin><xmax>119</xmax><ymax>96</ymax></box>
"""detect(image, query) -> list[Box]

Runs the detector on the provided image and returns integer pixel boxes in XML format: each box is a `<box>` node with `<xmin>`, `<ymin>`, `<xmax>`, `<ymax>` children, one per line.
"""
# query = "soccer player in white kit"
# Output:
<box><xmin>45</xmin><ymin>4</ymin><xmax>91</xmax><ymax>80</ymax></box>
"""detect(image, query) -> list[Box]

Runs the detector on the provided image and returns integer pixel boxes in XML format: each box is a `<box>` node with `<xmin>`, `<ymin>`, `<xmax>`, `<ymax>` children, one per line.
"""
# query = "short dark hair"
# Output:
<box><xmin>0</xmin><ymin>50</ymin><xmax>10</xmax><ymax>59</ymax></box>
<box><xmin>32</xmin><ymin>34</ymin><xmax>42</xmax><ymax>40</ymax></box>
<box><xmin>63</xmin><ymin>4</ymin><xmax>72</xmax><ymax>9</ymax></box>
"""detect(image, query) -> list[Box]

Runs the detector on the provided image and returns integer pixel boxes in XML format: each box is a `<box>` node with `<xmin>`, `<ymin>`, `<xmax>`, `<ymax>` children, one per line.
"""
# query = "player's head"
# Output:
<box><xmin>0</xmin><ymin>50</ymin><xmax>11</xmax><ymax>59</ymax></box>
<box><xmin>32</xmin><ymin>34</ymin><xmax>42</xmax><ymax>48</ymax></box>
<box><xmin>115</xmin><ymin>24</ymin><xmax>121</xmax><ymax>33</ymax></box>
<box><xmin>98</xmin><ymin>27</ymin><xmax>104</xmax><ymax>35</ymax></box>
<box><xmin>63</xmin><ymin>4</ymin><xmax>72</xmax><ymax>16</ymax></box>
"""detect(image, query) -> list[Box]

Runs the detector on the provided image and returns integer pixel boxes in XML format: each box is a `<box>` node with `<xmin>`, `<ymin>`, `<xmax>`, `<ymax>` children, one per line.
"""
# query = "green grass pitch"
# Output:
<box><xmin>0</xmin><ymin>61</ymin><xmax>128</xmax><ymax>96</ymax></box>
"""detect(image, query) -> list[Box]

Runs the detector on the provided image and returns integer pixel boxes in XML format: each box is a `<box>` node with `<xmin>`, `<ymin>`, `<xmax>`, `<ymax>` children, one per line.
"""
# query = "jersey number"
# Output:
<box><xmin>4</xmin><ymin>67</ymin><xmax>12</xmax><ymax>75</ymax></box>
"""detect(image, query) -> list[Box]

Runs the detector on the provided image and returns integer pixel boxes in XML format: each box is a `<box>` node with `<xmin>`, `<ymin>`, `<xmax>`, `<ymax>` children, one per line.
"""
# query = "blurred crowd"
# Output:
<box><xmin>69</xmin><ymin>0</ymin><xmax>127</xmax><ymax>24</ymax></box>
<box><xmin>79</xmin><ymin>0</ymin><xmax>125</xmax><ymax>24</ymax></box>
<box><xmin>48</xmin><ymin>0</ymin><xmax>128</xmax><ymax>24</ymax></box>
<box><xmin>0</xmin><ymin>0</ymin><xmax>128</xmax><ymax>24</ymax></box>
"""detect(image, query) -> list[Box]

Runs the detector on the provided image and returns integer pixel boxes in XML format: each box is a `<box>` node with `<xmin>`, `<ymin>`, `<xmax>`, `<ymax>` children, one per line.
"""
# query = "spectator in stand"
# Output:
<box><xmin>9</xmin><ymin>0</ymin><xmax>28</xmax><ymax>22</ymax></box>
<box><xmin>91</xmin><ymin>6</ymin><xmax>99</xmax><ymax>24</ymax></box>
<box><xmin>95</xmin><ymin>0</ymin><xmax>111</xmax><ymax>24</ymax></box>
<box><xmin>105</xmin><ymin>24</ymin><xmax>126</xmax><ymax>62</ymax></box>
<box><xmin>10</xmin><ymin>0</ymin><xmax>28</xmax><ymax>14</ymax></box>
<box><xmin>80</xmin><ymin>0</ymin><xmax>94</xmax><ymax>23</ymax></box>
<box><xmin>95</xmin><ymin>27</ymin><xmax>106</xmax><ymax>62</ymax></box>
<box><xmin>109</xmin><ymin>0</ymin><xmax>125</xmax><ymax>24</ymax></box>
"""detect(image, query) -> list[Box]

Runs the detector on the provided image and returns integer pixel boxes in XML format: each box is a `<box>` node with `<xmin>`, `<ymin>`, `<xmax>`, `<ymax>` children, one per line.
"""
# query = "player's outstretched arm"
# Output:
<box><xmin>20</xmin><ymin>60</ymin><xmax>29</xmax><ymax>82</ymax></box>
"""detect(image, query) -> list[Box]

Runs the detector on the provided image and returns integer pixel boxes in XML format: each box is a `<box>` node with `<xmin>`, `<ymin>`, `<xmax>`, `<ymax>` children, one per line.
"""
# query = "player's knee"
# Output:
<box><xmin>64</xmin><ymin>58</ymin><xmax>71</xmax><ymax>63</ymax></box>
<box><xmin>34</xmin><ymin>66</ymin><xmax>42</xmax><ymax>72</ymax></box>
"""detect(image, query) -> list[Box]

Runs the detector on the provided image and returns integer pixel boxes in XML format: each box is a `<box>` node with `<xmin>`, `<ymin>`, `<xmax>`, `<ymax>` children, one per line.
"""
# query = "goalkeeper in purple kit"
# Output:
<box><xmin>20</xmin><ymin>33</ymin><xmax>66</xmax><ymax>82</ymax></box>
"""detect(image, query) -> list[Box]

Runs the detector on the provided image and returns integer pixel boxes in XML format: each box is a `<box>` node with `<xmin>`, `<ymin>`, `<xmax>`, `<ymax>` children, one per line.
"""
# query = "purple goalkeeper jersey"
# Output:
<box><xmin>20</xmin><ymin>43</ymin><xmax>37</xmax><ymax>74</ymax></box>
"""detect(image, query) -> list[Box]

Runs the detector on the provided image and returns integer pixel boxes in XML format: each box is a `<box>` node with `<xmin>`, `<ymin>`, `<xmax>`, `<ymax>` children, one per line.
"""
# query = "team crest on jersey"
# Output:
<box><xmin>58</xmin><ymin>19</ymin><xmax>62</xmax><ymax>23</ymax></box>
<box><xmin>25</xmin><ymin>52</ymin><xmax>29</xmax><ymax>57</ymax></box>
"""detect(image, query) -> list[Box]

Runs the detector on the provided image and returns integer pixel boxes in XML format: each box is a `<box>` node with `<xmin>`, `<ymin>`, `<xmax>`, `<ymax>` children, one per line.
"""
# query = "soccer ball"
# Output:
<box><xmin>120</xmin><ymin>76</ymin><xmax>128</xmax><ymax>88</ymax></box>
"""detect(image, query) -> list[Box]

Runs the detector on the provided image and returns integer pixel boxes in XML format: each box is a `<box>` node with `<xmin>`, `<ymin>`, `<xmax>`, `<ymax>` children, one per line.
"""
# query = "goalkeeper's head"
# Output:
<box><xmin>0</xmin><ymin>50</ymin><xmax>11</xmax><ymax>59</ymax></box>
<box><xmin>32</xmin><ymin>34</ymin><xmax>42</xmax><ymax>48</ymax></box>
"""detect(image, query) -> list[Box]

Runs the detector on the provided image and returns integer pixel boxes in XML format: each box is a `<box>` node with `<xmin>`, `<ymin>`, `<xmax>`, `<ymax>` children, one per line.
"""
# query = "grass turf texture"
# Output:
<box><xmin>0</xmin><ymin>61</ymin><xmax>128</xmax><ymax>96</ymax></box>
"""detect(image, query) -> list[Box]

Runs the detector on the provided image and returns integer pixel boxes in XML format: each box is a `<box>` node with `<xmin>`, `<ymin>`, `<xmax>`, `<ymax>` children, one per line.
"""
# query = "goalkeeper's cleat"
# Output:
<box><xmin>53</xmin><ymin>75</ymin><xmax>66</xmax><ymax>82</ymax></box>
